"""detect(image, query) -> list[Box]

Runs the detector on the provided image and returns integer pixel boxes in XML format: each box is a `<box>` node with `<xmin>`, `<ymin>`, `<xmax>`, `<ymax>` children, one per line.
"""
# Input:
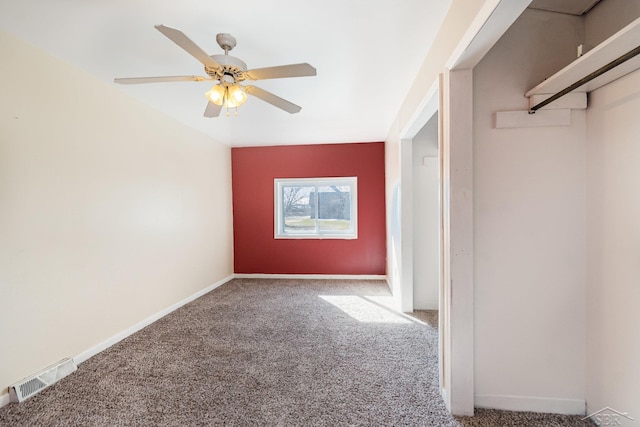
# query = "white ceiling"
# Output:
<box><xmin>0</xmin><ymin>0</ymin><xmax>452</xmax><ymax>147</ymax></box>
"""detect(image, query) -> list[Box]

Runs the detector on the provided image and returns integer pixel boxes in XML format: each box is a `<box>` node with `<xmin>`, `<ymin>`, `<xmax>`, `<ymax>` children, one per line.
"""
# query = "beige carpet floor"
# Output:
<box><xmin>0</xmin><ymin>278</ymin><xmax>592</xmax><ymax>426</ymax></box>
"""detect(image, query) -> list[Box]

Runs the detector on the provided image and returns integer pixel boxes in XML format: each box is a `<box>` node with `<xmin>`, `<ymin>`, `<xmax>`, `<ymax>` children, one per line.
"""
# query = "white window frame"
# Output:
<box><xmin>274</xmin><ymin>177</ymin><xmax>358</xmax><ymax>239</ymax></box>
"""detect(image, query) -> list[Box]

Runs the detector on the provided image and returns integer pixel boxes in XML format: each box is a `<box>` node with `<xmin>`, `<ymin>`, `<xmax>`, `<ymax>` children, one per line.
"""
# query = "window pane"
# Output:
<box><xmin>282</xmin><ymin>185</ymin><xmax>314</xmax><ymax>233</ymax></box>
<box><xmin>315</xmin><ymin>185</ymin><xmax>352</xmax><ymax>232</ymax></box>
<box><xmin>275</xmin><ymin>177</ymin><xmax>357</xmax><ymax>239</ymax></box>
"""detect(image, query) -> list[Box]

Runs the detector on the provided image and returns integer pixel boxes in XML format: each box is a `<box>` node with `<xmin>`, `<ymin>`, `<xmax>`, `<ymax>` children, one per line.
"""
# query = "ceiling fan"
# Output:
<box><xmin>114</xmin><ymin>25</ymin><xmax>317</xmax><ymax>117</ymax></box>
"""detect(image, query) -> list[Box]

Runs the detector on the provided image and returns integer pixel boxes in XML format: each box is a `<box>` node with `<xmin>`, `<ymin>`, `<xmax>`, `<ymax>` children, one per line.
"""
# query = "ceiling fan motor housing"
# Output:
<box><xmin>206</xmin><ymin>54</ymin><xmax>247</xmax><ymax>82</ymax></box>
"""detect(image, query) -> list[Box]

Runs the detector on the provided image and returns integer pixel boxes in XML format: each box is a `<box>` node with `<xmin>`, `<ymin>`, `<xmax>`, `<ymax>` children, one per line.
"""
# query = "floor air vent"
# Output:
<box><xmin>9</xmin><ymin>358</ymin><xmax>77</xmax><ymax>403</ymax></box>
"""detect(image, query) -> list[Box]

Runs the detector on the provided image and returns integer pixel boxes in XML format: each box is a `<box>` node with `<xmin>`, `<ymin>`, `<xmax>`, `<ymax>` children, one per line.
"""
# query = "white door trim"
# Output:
<box><xmin>397</xmin><ymin>0</ymin><xmax>531</xmax><ymax>416</ymax></box>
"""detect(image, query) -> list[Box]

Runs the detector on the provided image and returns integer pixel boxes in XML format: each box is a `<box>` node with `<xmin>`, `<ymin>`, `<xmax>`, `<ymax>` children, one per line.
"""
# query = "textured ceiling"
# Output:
<box><xmin>0</xmin><ymin>0</ymin><xmax>452</xmax><ymax>147</ymax></box>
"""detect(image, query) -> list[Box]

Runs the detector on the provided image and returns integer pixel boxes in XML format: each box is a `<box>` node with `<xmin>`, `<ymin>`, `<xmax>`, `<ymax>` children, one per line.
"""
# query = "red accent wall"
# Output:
<box><xmin>232</xmin><ymin>142</ymin><xmax>386</xmax><ymax>275</ymax></box>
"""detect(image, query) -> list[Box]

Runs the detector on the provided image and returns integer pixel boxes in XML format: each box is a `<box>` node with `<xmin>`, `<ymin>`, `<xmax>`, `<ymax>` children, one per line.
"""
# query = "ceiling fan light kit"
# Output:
<box><xmin>205</xmin><ymin>82</ymin><xmax>248</xmax><ymax>116</ymax></box>
<box><xmin>114</xmin><ymin>25</ymin><xmax>316</xmax><ymax>118</ymax></box>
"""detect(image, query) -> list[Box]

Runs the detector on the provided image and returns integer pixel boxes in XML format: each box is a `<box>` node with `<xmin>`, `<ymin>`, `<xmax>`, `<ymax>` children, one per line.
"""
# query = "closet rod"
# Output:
<box><xmin>529</xmin><ymin>44</ymin><xmax>640</xmax><ymax>113</ymax></box>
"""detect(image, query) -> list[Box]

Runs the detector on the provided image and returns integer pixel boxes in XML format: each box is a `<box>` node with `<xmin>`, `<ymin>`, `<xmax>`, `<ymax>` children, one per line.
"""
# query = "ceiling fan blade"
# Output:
<box><xmin>245</xmin><ymin>85</ymin><xmax>302</xmax><ymax>114</ymax></box>
<box><xmin>245</xmin><ymin>63</ymin><xmax>316</xmax><ymax>81</ymax></box>
<box><xmin>204</xmin><ymin>102</ymin><xmax>222</xmax><ymax>118</ymax></box>
<box><xmin>114</xmin><ymin>76</ymin><xmax>211</xmax><ymax>84</ymax></box>
<box><xmin>154</xmin><ymin>24</ymin><xmax>220</xmax><ymax>70</ymax></box>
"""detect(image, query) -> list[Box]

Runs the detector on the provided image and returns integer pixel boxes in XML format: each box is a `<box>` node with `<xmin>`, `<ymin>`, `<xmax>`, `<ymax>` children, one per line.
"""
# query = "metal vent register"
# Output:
<box><xmin>9</xmin><ymin>358</ymin><xmax>77</xmax><ymax>402</ymax></box>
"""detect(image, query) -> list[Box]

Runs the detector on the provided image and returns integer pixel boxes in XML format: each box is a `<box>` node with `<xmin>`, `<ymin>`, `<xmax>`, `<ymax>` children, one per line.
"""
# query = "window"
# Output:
<box><xmin>275</xmin><ymin>177</ymin><xmax>357</xmax><ymax>239</ymax></box>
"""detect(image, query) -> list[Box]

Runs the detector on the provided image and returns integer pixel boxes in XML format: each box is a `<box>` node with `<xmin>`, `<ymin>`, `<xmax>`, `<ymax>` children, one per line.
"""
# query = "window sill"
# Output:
<box><xmin>274</xmin><ymin>234</ymin><xmax>358</xmax><ymax>240</ymax></box>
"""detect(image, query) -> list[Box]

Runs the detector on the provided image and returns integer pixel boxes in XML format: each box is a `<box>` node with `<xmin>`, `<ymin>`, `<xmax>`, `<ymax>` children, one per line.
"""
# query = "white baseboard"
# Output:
<box><xmin>0</xmin><ymin>391</ymin><xmax>9</xmax><ymax>409</ymax></box>
<box><xmin>475</xmin><ymin>394</ymin><xmax>586</xmax><ymax>415</ymax></box>
<box><xmin>74</xmin><ymin>275</ymin><xmax>234</xmax><ymax>365</ymax></box>
<box><xmin>234</xmin><ymin>273</ymin><xmax>387</xmax><ymax>280</ymax></box>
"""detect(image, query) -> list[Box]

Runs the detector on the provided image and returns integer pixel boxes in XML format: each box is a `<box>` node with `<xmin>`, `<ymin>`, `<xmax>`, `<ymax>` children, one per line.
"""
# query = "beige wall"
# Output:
<box><xmin>0</xmin><ymin>31</ymin><xmax>234</xmax><ymax>395</ymax></box>
<box><xmin>586</xmin><ymin>68</ymin><xmax>640</xmax><ymax>425</ymax></box>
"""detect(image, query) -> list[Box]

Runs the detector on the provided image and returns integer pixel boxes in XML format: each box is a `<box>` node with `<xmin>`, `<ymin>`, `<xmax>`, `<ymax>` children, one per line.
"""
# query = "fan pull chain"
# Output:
<box><xmin>224</xmin><ymin>89</ymin><xmax>230</xmax><ymax>116</ymax></box>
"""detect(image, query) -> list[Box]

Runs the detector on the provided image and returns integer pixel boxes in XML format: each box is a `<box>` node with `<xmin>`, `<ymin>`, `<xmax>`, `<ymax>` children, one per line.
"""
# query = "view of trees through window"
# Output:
<box><xmin>282</xmin><ymin>184</ymin><xmax>352</xmax><ymax>233</ymax></box>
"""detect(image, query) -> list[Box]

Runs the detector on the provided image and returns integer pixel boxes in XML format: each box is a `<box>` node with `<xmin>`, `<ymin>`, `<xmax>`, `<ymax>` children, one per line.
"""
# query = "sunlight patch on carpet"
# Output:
<box><xmin>319</xmin><ymin>295</ymin><xmax>412</xmax><ymax>324</ymax></box>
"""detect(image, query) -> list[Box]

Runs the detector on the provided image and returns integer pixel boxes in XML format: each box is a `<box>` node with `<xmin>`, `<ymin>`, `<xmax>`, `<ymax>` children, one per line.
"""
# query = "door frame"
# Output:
<box><xmin>397</xmin><ymin>0</ymin><xmax>531</xmax><ymax>415</ymax></box>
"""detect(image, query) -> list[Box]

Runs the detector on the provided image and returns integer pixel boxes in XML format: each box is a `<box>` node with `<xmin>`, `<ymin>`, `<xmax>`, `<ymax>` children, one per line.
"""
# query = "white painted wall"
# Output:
<box><xmin>412</xmin><ymin>114</ymin><xmax>439</xmax><ymax>310</ymax></box>
<box><xmin>472</xmin><ymin>9</ymin><xmax>587</xmax><ymax>413</ymax></box>
<box><xmin>583</xmin><ymin>1</ymin><xmax>640</xmax><ymax>422</ymax></box>
<box><xmin>585</xmin><ymin>68</ymin><xmax>640</xmax><ymax>425</ymax></box>
<box><xmin>0</xmin><ymin>31</ymin><xmax>234</xmax><ymax>399</ymax></box>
